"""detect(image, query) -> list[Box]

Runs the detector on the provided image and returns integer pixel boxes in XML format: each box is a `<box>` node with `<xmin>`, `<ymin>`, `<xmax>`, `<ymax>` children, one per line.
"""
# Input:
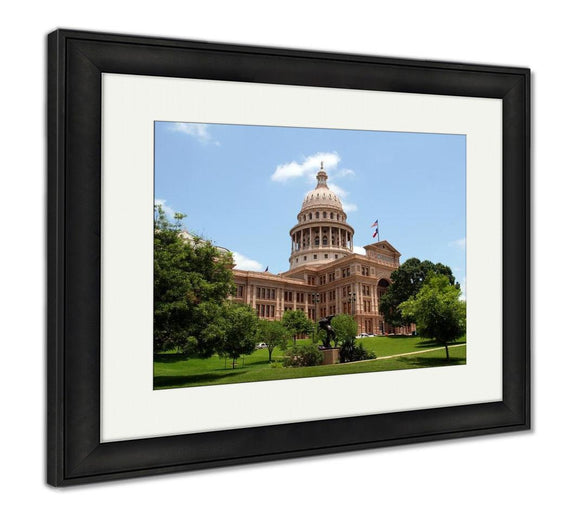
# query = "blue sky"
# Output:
<box><xmin>155</xmin><ymin>122</ymin><xmax>466</xmax><ymax>294</ymax></box>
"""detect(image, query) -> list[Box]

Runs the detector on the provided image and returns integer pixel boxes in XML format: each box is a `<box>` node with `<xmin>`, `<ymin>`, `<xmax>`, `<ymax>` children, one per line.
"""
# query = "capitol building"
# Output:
<box><xmin>231</xmin><ymin>165</ymin><xmax>412</xmax><ymax>336</ymax></box>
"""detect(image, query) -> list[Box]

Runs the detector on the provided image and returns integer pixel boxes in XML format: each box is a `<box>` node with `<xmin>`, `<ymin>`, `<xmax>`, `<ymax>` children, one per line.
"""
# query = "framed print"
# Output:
<box><xmin>47</xmin><ymin>29</ymin><xmax>530</xmax><ymax>486</ymax></box>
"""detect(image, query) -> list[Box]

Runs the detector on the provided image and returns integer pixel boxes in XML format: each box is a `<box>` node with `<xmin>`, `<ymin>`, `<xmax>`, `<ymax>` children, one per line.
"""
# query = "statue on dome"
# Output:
<box><xmin>318</xmin><ymin>315</ymin><xmax>336</xmax><ymax>349</ymax></box>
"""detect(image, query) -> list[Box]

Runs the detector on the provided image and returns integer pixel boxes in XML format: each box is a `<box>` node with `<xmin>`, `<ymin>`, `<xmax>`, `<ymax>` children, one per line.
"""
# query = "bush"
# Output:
<box><xmin>284</xmin><ymin>343</ymin><xmax>323</xmax><ymax>367</ymax></box>
<box><xmin>270</xmin><ymin>361</ymin><xmax>283</xmax><ymax>369</ymax></box>
<box><xmin>339</xmin><ymin>339</ymin><xmax>376</xmax><ymax>363</ymax></box>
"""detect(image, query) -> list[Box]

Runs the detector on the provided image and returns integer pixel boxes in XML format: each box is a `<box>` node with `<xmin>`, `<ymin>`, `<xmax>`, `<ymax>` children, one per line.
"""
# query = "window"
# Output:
<box><xmin>236</xmin><ymin>285</ymin><xmax>244</xmax><ymax>298</ymax></box>
<box><xmin>309</xmin><ymin>213</ymin><xmax>312</xmax><ymax>220</ymax></box>
<box><xmin>316</xmin><ymin>212</ymin><xmax>319</xmax><ymax>219</ymax></box>
<box><xmin>322</xmin><ymin>236</ymin><xmax>328</xmax><ymax>245</ymax></box>
<box><xmin>304</xmin><ymin>256</ymin><xmax>307</xmax><ymax>261</ymax></box>
<box><xmin>313</xmin><ymin>254</ymin><xmax>317</xmax><ymax>259</ymax></box>
<box><xmin>342</xmin><ymin>267</ymin><xmax>351</xmax><ymax>278</ymax></box>
<box><xmin>324</xmin><ymin>254</ymin><xmax>328</xmax><ymax>259</ymax></box>
<box><xmin>315</xmin><ymin>236</ymin><xmax>320</xmax><ymax>246</ymax></box>
<box><xmin>335</xmin><ymin>254</ymin><xmax>338</xmax><ymax>259</ymax></box>
<box><xmin>256</xmin><ymin>287</ymin><xmax>276</xmax><ymax>300</ymax></box>
<box><xmin>323</xmin><ymin>211</ymin><xmax>327</xmax><ymax>218</ymax></box>
<box><xmin>362</xmin><ymin>266</ymin><xmax>370</xmax><ymax>276</ymax></box>
<box><xmin>330</xmin><ymin>212</ymin><xmax>334</xmax><ymax>219</ymax></box>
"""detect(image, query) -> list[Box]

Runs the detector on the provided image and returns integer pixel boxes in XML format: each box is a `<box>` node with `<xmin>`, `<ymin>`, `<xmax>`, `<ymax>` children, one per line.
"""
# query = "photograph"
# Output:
<box><xmin>154</xmin><ymin>121</ymin><xmax>467</xmax><ymax>390</ymax></box>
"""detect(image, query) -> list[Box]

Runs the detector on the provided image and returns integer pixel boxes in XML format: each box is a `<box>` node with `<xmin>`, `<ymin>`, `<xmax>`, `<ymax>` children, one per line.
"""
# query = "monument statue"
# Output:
<box><xmin>318</xmin><ymin>315</ymin><xmax>336</xmax><ymax>349</ymax></box>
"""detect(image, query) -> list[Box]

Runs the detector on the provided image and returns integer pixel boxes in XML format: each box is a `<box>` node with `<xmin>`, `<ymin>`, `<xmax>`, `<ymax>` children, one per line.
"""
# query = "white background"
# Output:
<box><xmin>0</xmin><ymin>1</ymin><xmax>577</xmax><ymax>508</ymax></box>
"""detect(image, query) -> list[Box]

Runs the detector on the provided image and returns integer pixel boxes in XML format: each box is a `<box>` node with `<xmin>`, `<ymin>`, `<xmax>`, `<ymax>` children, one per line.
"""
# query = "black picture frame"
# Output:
<box><xmin>47</xmin><ymin>29</ymin><xmax>530</xmax><ymax>486</ymax></box>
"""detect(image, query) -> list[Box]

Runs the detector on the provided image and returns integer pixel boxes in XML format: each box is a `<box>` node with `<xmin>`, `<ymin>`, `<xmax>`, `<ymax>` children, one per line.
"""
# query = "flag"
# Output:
<box><xmin>371</xmin><ymin>219</ymin><xmax>378</xmax><ymax>228</ymax></box>
<box><xmin>265</xmin><ymin>266</ymin><xmax>269</xmax><ymax>272</ymax></box>
<box><xmin>372</xmin><ymin>229</ymin><xmax>378</xmax><ymax>238</ymax></box>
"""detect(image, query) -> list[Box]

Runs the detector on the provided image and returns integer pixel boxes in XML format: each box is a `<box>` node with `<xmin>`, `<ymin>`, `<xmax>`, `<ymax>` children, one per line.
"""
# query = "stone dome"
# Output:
<box><xmin>288</xmin><ymin>163</ymin><xmax>355</xmax><ymax>270</ymax></box>
<box><xmin>300</xmin><ymin>170</ymin><xmax>344</xmax><ymax>212</ymax></box>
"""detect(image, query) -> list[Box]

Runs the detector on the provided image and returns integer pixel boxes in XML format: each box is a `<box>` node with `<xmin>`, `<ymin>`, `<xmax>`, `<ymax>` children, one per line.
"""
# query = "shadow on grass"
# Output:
<box><xmin>154</xmin><ymin>353</ymin><xmax>198</xmax><ymax>364</ymax></box>
<box><xmin>154</xmin><ymin>370</ymin><xmax>247</xmax><ymax>389</ymax></box>
<box><xmin>399</xmin><ymin>355</ymin><xmax>466</xmax><ymax>369</ymax></box>
<box><xmin>414</xmin><ymin>339</ymin><xmax>441</xmax><ymax>348</ymax></box>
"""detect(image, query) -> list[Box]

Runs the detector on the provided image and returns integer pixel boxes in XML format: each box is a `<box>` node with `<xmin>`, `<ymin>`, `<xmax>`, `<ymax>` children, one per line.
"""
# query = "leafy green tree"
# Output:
<box><xmin>217</xmin><ymin>303</ymin><xmax>259</xmax><ymax>368</ymax></box>
<box><xmin>329</xmin><ymin>314</ymin><xmax>358</xmax><ymax>348</ymax></box>
<box><xmin>281</xmin><ymin>309</ymin><xmax>314</xmax><ymax>346</ymax></box>
<box><xmin>379</xmin><ymin>258</ymin><xmax>460</xmax><ymax>328</ymax></box>
<box><xmin>154</xmin><ymin>205</ymin><xmax>236</xmax><ymax>353</ymax></box>
<box><xmin>257</xmin><ymin>320</ymin><xmax>291</xmax><ymax>362</ymax></box>
<box><xmin>399</xmin><ymin>273</ymin><xmax>466</xmax><ymax>359</ymax></box>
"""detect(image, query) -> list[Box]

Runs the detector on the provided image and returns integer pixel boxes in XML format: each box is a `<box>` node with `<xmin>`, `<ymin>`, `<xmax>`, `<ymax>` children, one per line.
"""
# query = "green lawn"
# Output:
<box><xmin>154</xmin><ymin>335</ymin><xmax>466</xmax><ymax>390</ymax></box>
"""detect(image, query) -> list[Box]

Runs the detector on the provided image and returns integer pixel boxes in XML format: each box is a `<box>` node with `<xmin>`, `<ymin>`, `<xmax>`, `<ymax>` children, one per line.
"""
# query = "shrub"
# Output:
<box><xmin>284</xmin><ymin>343</ymin><xmax>323</xmax><ymax>367</ymax></box>
<box><xmin>340</xmin><ymin>339</ymin><xmax>376</xmax><ymax>363</ymax></box>
<box><xmin>270</xmin><ymin>361</ymin><xmax>283</xmax><ymax>369</ymax></box>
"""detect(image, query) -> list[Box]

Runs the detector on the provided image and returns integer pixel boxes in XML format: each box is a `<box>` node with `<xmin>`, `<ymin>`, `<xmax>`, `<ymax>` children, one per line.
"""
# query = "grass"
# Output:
<box><xmin>154</xmin><ymin>335</ymin><xmax>466</xmax><ymax>390</ymax></box>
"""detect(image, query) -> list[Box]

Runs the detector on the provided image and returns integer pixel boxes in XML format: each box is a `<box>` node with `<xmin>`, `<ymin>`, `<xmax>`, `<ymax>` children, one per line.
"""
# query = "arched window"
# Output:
<box><xmin>315</xmin><ymin>236</ymin><xmax>320</xmax><ymax>246</ymax></box>
<box><xmin>316</xmin><ymin>212</ymin><xmax>320</xmax><ymax>219</ymax></box>
<box><xmin>309</xmin><ymin>213</ymin><xmax>312</xmax><ymax>220</ymax></box>
<box><xmin>322</xmin><ymin>236</ymin><xmax>328</xmax><ymax>246</ymax></box>
<box><xmin>330</xmin><ymin>212</ymin><xmax>334</xmax><ymax>219</ymax></box>
<box><xmin>323</xmin><ymin>211</ymin><xmax>327</xmax><ymax>218</ymax></box>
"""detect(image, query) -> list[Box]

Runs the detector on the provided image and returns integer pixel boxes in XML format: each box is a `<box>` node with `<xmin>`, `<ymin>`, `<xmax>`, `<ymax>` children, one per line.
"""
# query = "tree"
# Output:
<box><xmin>379</xmin><ymin>258</ymin><xmax>460</xmax><ymax>328</ymax></box>
<box><xmin>257</xmin><ymin>320</ymin><xmax>291</xmax><ymax>362</ymax></box>
<box><xmin>329</xmin><ymin>314</ymin><xmax>358</xmax><ymax>348</ymax></box>
<box><xmin>217</xmin><ymin>303</ymin><xmax>259</xmax><ymax>368</ymax></box>
<box><xmin>398</xmin><ymin>273</ymin><xmax>466</xmax><ymax>360</ymax></box>
<box><xmin>154</xmin><ymin>205</ymin><xmax>236</xmax><ymax>353</ymax></box>
<box><xmin>281</xmin><ymin>310</ymin><xmax>314</xmax><ymax>346</ymax></box>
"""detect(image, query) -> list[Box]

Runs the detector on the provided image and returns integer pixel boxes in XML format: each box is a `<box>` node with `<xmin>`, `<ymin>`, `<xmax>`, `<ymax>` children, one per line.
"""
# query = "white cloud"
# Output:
<box><xmin>169</xmin><ymin>122</ymin><xmax>220</xmax><ymax>146</ymax></box>
<box><xmin>449</xmin><ymin>237</ymin><xmax>466</xmax><ymax>250</ymax></box>
<box><xmin>337</xmin><ymin>168</ymin><xmax>356</xmax><ymax>178</ymax></box>
<box><xmin>154</xmin><ymin>198</ymin><xmax>176</xmax><ymax>220</ymax></box>
<box><xmin>353</xmin><ymin>245</ymin><xmax>366</xmax><ymax>255</ymax></box>
<box><xmin>232</xmin><ymin>251</ymin><xmax>264</xmax><ymax>272</ymax></box>
<box><xmin>271</xmin><ymin>152</ymin><xmax>341</xmax><ymax>182</ymax></box>
<box><xmin>343</xmin><ymin>202</ymin><xmax>358</xmax><ymax>213</ymax></box>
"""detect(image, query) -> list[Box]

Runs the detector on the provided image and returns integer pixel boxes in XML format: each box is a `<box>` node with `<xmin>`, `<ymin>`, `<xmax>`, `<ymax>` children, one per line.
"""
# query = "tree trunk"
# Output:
<box><xmin>445</xmin><ymin>344</ymin><xmax>449</xmax><ymax>360</ymax></box>
<box><xmin>268</xmin><ymin>349</ymin><xmax>273</xmax><ymax>362</ymax></box>
<box><xmin>232</xmin><ymin>357</ymin><xmax>236</xmax><ymax>369</ymax></box>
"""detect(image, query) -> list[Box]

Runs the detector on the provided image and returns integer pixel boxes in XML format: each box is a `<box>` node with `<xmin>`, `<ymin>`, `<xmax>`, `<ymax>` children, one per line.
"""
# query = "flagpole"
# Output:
<box><xmin>377</xmin><ymin>220</ymin><xmax>380</xmax><ymax>242</ymax></box>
